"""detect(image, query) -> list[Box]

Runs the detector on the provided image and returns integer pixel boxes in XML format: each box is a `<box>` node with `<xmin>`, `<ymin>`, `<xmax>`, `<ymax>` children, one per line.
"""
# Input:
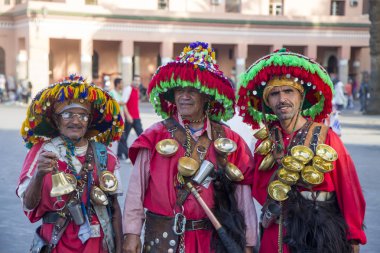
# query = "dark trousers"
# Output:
<box><xmin>117</xmin><ymin>118</ymin><xmax>143</xmax><ymax>158</ymax></box>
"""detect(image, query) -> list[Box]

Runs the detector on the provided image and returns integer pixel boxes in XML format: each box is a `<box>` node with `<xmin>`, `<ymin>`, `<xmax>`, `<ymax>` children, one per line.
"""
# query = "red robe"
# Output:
<box><xmin>16</xmin><ymin>141</ymin><xmax>118</xmax><ymax>253</ymax></box>
<box><xmin>252</xmin><ymin>127</ymin><xmax>367</xmax><ymax>253</ymax></box>
<box><xmin>129</xmin><ymin>121</ymin><xmax>254</xmax><ymax>252</ymax></box>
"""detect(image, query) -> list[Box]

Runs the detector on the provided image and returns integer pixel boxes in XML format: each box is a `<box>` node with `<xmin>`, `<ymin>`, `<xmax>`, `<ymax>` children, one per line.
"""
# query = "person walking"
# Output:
<box><xmin>122</xmin><ymin>42</ymin><xmax>257</xmax><ymax>253</ymax></box>
<box><xmin>359</xmin><ymin>72</ymin><xmax>370</xmax><ymax>112</ymax></box>
<box><xmin>237</xmin><ymin>49</ymin><xmax>366</xmax><ymax>253</ymax></box>
<box><xmin>17</xmin><ymin>74</ymin><xmax>125</xmax><ymax>253</ymax></box>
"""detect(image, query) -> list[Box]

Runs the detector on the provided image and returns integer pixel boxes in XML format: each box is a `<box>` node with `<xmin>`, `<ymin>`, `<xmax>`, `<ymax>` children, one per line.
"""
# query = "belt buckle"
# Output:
<box><xmin>191</xmin><ymin>220</ymin><xmax>202</xmax><ymax>230</ymax></box>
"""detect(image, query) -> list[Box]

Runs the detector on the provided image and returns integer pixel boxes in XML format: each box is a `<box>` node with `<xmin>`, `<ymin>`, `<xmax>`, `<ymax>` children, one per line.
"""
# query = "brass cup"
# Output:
<box><xmin>277</xmin><ymin>168</ymin><xmax>300</xmax><ymax>186</ymax></box>
<box><xmin>214</xmin><ymin>138</ymin><xmax>237</xmax><ymax>155</ymax></box>
<box><xmin>281</xmin><ymin>155</ymin><xmax>304</xmax><ymax>172</ymax></box>
<box><xmin>99</xmin><ymin>171</ymin><xmax>118</xmax><ymax>193</ymax></box>
<box><xmin>315</xmin><ymin>144</ymin><xmax>338</xmax><ymax>162</ymax></box>
<box><xmin>177</xmin><ymin>157</ymin><xmax>200</xmax><ymax>177</ymax></box>
<box><xmin>312</xmin><ymin>156</ymin><xmax>334</xmax><ymax>173</ymax></box>
<box><xmin>254</xmin><ymin>138</ymin><xmax>273</xmax><ymax>155</ymax></box>
<box><xmin>301</xmin><ymin>165</ymin><xmax>324</xmax><ymax>185</ymax></box>
<box><xmin>90</xmin><ymin>186</ymin><xmax>109</xmax><ymax>206</ymax></box>
<box><xmin>258</xmin><ymin>153</ymin><xmax>275</xmax><ymax>171</ymax></box>
<box><xmin>155</xmin><ymin>139</ymin><xmax>179</xmax><ymax>157</ymax></box>
<box><xmin>291</xmin><ymin>145</ymin><xmax>314</xmax><ymax>164</ymax></box>
<box><xmin>268</xmin><ymin>180</ymin><xmax>291</xmax><ymax>201</ymax></box>
<box><xmin>253</xmin><ymin>127</ymin><xmax>269</xmax><ymax>140</ymax></box>
<box><xmin>225</xmin><ymin>162</ymin><xmax>244</xmax><ymax>182</ymax></box>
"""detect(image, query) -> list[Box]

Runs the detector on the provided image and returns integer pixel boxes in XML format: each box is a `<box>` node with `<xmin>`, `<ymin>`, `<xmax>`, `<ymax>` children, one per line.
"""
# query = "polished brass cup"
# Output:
<box><xmin>316</xmin><ymin>144</ymin><xmax>338</xmax><ymax>162</ymax></box>
<box><xmin>253</xmin><ymin>127</ymin><xmax>269</xmax><ymax>140</ymax></box>
<box><xmin>90</xmin><ymin>186</ymin><xmax>109</xmax><ymax>206</ymax></box>
<box><xmin>99</xmin><ymin>171</ymin><xmax>118</xmax><ymax>193</ymax></box>
<box><xmin>281</xmin><ymin>155</ymin><xmax>304</xmax><ymax>172</ymax></box>
<box><xmin>268</xmin><ymin>180</ymin><xmax>291</xmax><ymax>201</ymax></box>
<box><xmin>177</xmin><ymin>157</ymin><xmax>200</xmax><ymax>177</ymax></box>
<box><xmin>291</xmin><ymin>145</ymin><xmax>314</xmax><ymax>164</ymax></box>
<box><xmin>258</xmin><ymin>153</ymin><xmax>275</xmax><ymax>171</ymax></box>
<box><xmin>312</xmin><ymin>156</ymin><xmax>334</xmax><ymax>173</ymax></box>
<box><xmin>225</xmin><ymin>162</ymin><xmax>244</xmax><ymax>182</ymax></box>
<box><xmin>277</xmin><ymin>168</ymin><xmax>300</xmax><ymax>185</ymax></box>
<box><xmin>155</xmin><ymin>139</ymin><xmax>179</xmax><ymax>157</ymax></box>
<box><xmin>301</xmin><ymin>165</ymin><xmax>324</xmax><ymax>185</ymax></box>
<box><xmin>254</xmin><ymin>138</ymin><xmax>273</xmax><ymax>155</ymax></box>
<box><xmin>50</xmin><ymin>171</ymin><xmax>76</xmax><ymax>197</ymax></box>
<box><xmin>214</xmin><ymin>138</ymin><xmax>237</xmax><ymax>155</ymax></box>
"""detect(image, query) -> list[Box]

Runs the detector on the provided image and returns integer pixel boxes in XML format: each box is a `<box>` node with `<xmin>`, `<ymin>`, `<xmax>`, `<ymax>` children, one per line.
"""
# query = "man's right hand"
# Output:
<box><xmin>36</xmin><ymin>151</ymin><xmax>58</xmax><ymax>178</ymax></box>
<box><xmin>122</xmin><ymin>234</ymin><xmax>142</xmax><ymax>253</ymax></box>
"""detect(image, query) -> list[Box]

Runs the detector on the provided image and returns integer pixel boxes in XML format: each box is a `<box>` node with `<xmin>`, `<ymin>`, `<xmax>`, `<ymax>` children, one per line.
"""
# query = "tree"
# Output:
<box><xmin>367</xmin><ymin>0</ymin><xmax>380</xmax><ymax>114</ymax></box>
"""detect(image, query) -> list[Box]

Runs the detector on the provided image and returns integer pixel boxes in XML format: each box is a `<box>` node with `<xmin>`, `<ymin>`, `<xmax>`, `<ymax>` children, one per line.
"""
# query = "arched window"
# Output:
<box><xmin>92</xmin><ymin>50</ymin><xmax>99</xmax><ymax>79</ymax></box>
<box><xmin>0</xmin><ymin>47</ymin><xmax>5</xmax><ymax>74</ymax></box>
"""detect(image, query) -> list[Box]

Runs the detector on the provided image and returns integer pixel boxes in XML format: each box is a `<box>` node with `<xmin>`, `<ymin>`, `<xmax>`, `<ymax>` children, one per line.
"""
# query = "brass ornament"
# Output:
<box><xmin>268</xmin><ymin>180</ymin><xmax>291</xmax><ymax>201</ymax></box>
<box><xmin>225</xmin><ymin>162</ymin><xmax>244</xmax><ymax>182</ymax></box>
<box><xmin>155</xmin><ymin>139</ymin><xmax>179</xmax><ymax>157</ymax></box>
<box><xmin>258</xmin><ymin>153</ymin><xmax>275</xmax><ymax>171</ymax></box>
<box><xmin>214</xmin><ymin>138</ymin><xmax>237</xmax><ymax>155</ymax></box>
<box><xmin>254</xmin><ymin>138</ymin><xmax>273</xmax><ymax>155</ymax></box>
<box><xmin>312</xmin><ymin>156</ymin><xmax>334</xmax><ymax>173</ymax></box>
<box><xmin>90</xmin><ymin>185</ymin><xmax>109</xmax><ymax>206</ymax></box>
<box><xmin>291</xmin><ymin>145</ymin><xmax>314</xmax><ymax>164</ymax></box>
<box><xmin>277</xmin><ymin>168</ymin><xmax>300</xmax><ymax>185</ymax></box>
<box><xmin>253</xmin><ymin>127</ymin><xmax>269</xmax><ymax>140</ymax></box>
<box><xmin>281</xmin><ymin>155</ymin><xmax>304</xmax><ymax>172</ymax></box>
<box><xmin>99</xmin><ymin>171</ymin><xmax>118</xmax><ymax>193</ymax></box>
<box><xmin>50</xmin><ymin>170</ymin><xmax>76</xmax><ymax>197</ymax></box>
<box><xmin>301</xmin><ymin>165</ymin><xmax>324</xmax><ymax>185</ymax></box>
<box><xmin>315</xmin><ymin>144</ymin><xmax>338</xmax><ymax>162</ymax></box>
<box><xmin>177</xmin><ymin>156</ymin><xmax>200</xmax><ymax>177</ymax></box>
<box><xmin>65</xmin><ymin>173</ymin><xmax>77</xmax><ymax>186</ymax></box>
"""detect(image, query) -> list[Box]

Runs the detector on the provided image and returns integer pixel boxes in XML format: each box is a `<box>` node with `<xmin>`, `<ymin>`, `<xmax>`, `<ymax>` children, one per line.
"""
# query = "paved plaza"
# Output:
<box><xmin>0</xmin><ymin>102</ymin><xmax>379</xmax><ymax>253</ymax></box>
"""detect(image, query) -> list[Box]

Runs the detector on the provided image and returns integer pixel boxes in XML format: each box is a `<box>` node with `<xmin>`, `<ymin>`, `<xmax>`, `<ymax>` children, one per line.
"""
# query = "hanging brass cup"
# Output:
<box><xmin>301</xmin><ymin>165</ymin><xmax>324</xmax><ymax>185</ymax></box>
<box><xmin>254</xmin><ymin>138</ymin><xmax>273</xmax><ymax>155</ymax></box>
<box><xmin>155</xmin><ymin>139</ymin><xmax>179</xmax><ymax>157</ymax></box>
<box><xmin>99</xmin><ymin>171</ymin><xmax>118</xmax><ymax>193</ymax></box>
<box><xmin>277</xmin><ymin>168</ymin><xmax>300</xmax><ymax>185</ymax></box>
<box><xmin>253</xmin><ymin>127</ymin><xmax>269</xmax><ymax>140</ymax></box>
<box><xmin>312</xmin><ymin>156</ymin><xmax>334</xmax><ymax>173</ymax></box>
<box><xmin>90</xmin><ymin>186</ymin><xmax>109</xmax><ymax>206</ymax></box>
<box><xmin>225</xmin><ymin>162</ymin><xmax>244</xmax><ymax>182</ymax></box>
<box><xmin>214</xmin><ymin>138</ymin><xmax>237</xmax><ymax>155</ymax></box>
<box><xmin>316</xmin><ymin>144</ymin><xmax>338</xmax><ymax>162</ymax></box>
<box><xmin>177</xmin><ymin>157</ymin><xmax>200</xmax><ymax>177</ymax></box>
<box><xmin>268</xmin><ymin>180</ymin><xmax>291</xmax><ymax>201</ymax></box>
<box><xmin>281</xmin><ymin>156</ymin><xmax>304</xmax><ymax>172</ymax></box>
<box><xmin>258</xmin><ymin>153</ymin><xmax>275</xmax><ymax>171</ymax></box>
<box><xmin>291</xmin><ymin>145</ymin><xmax>314</xmax><ymax>164</ymax></box>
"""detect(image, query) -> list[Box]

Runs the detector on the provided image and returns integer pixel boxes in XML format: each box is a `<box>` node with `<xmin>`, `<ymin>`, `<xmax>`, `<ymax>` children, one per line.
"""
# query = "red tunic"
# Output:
<box><xmin>252</xmin><ymin>128</ymin><xmax>367</xmax><ymax>253</ymax></box>
<box><xmin>17</xmin><ymin>142</ymin><xmax>118</xmax><ymax>253</ymax></box>
<box><xmin>129</xmin><ymin>121</ymin><xmax>254</xmax><ymax>252</ymax></box>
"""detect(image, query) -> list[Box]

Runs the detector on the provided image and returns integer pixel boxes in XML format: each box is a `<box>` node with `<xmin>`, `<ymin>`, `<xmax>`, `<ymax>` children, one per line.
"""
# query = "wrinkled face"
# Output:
<box><xmin>55</xmin><ymin>108</ymin><xmax>90</xmax><ymax>141</ymax></box>
<box><xmin>174</xmin><ymin>87</ymin><xmax>208</xmax><ymax>119</ymax></box>
<box><xmin>266</xmin><ymin>85</ymin><xmax>302</xmax><ymax>121</ymax></box>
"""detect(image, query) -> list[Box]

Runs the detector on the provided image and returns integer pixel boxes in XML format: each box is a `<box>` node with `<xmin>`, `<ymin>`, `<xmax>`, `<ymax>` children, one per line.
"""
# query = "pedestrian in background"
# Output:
<box><xmin>16</xmin><ymin>74</ymin><xmax>124</xmax><ymax>253</ymax></box>
<box><xmin>359</xmin><ymin>72</ymin><xmax>370</xmax><ymax>112</ymax></box>
<box><xmin>331</xmin><ymin>73</ymin><xmax>346</xmax><ymax>111</ymax></box>
<box><xmin>345</xmin><ymin>78</ymin><xmax>354</xmax><ymax>109</ymax></box>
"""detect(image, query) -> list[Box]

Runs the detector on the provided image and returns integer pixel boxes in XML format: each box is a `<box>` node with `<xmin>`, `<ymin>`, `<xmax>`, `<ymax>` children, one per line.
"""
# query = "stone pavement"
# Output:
<box><xmin>0</xmin><ymin>102</ymin><xmax>379</xmax><ymax>253</ymax></box>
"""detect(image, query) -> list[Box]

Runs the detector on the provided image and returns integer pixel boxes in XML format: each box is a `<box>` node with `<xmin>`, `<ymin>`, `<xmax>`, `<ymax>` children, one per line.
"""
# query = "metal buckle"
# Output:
<box><xmin>173</xmin><ymin>212</ymin><xmax>186</xmax><ymax>235</ymax></box>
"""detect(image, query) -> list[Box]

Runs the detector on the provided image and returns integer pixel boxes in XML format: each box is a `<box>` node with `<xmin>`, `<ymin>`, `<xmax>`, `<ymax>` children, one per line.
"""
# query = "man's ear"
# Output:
<box><xmin>52</xmin><ymin>114</ymin><xmax>60</xmax><ymax>130</ymax></box>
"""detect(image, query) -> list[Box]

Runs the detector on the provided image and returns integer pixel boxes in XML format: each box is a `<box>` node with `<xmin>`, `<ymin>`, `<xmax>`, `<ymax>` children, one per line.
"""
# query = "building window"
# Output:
<box><xmin>0</xmin><ymin>47</ymin><xmax>5</xmax><ymax>74</ymax></box>
<box><xmin>158</xmin><ymin>0</ymin><xmax>169</xmax><ymax>10</ymax></box>
<box><xmin>92</xmin><ymin>51</ymin><xmax>99</xmax><ymax>79</ymax></box>
<box><xmin>362</xmin><ymin>0</ymin><xmax>369</xmax><ymax>14</ymax></box>
<box><xmin>226</xmin><ymin>0</ymin><xmax>241</xmax><ymax>13</ymax></box>
<box><xmin>331</xmin><ymin>0</ymin><xmax>345</xmax><ymax>16</ymax></box>
<box><xmin>85</xmin><ymin>0</ymin><xmax>97</xmax><ymax>5</ymax></box>
<box><xmin>269</xmin><ymin>0</ymin><xmax>283</xmax><ymax>16</ymax></box>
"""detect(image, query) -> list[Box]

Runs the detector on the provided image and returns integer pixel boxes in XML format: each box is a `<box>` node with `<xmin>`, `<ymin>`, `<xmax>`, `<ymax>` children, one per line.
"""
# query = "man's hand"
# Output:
<box><xmin>36</xmin><ymin>151</ymin><xmax>58</xmax><ymax>177</ymax></box>
<box><xmin>122</xmin><ymin>234</ymin><xmax>142</xmax><ymax>253</ymax></box>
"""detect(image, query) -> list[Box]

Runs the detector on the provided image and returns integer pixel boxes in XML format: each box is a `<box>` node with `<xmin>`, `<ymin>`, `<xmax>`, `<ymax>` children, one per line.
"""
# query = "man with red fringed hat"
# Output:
<box><xmin>237</xmin><ymin>49</ymin><xmax>366</xmax><ymax>253</ymax></box>
<box><xmin>17</xmin><ymin>74</ymin><xmax>125</xmax><ymax>253</ymax></box>
<box><xmin>122</xmin><ymin>42</ymin><xmax>258</xmax><ymax>253</ymax></box>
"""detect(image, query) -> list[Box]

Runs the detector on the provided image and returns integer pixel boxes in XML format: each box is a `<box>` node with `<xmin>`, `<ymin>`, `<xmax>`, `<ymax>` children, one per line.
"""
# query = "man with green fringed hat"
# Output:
<box><xmin>16</xmin><ymin>74</ymin><xmax>125</xmax><ymax>253</ymax></box>
<box><xmin>237</xmin><ymin>49</ymin><xmax>366</xmax><ymax>253</ymax></box>
<box><xmin>122</xmin><ymin>42</ymin><xmax>257</xmax><ymax>253</ymax></box>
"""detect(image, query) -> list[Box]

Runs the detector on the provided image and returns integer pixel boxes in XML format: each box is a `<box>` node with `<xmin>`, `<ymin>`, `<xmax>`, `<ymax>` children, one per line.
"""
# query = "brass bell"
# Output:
<box><xmin>254</xmin><ymin>138</ymin><xmax>273</xmax><ymax>155</ymax></box>
<box><xmin>50</xmin><ymin>170</ymin><xmax>76</xmax><ymax>197</ymax></box>
<box><xmin>258</xmin><ymin>153</ymin><xmax>275</xmax><ymax>171</ymax></box>
<box><xmin>253</xmin><ymin>127</ymin><xmax>269</xmax><ymax>140</ymax></box>
<box><xmin>99</xmin><ymin>171</ymin><xmax>118</xmax><ymax>193</ymax></box>
<box><xmin>90</xmin><ymin>186</ymin><xmax>109</xmax><ymax>206</ymax></box>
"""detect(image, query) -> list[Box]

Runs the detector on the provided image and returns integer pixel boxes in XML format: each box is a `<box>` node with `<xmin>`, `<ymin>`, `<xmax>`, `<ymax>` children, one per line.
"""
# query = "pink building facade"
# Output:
<box><xmin>0</xmin><ymin>0</ymin><xmax>371</xmax><ymax>95</ymax></box>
